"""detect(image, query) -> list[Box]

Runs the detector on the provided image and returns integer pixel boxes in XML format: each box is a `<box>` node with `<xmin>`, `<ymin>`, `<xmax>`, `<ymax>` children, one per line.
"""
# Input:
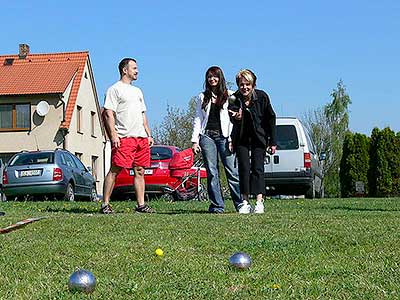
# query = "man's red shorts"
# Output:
<box><xmin>112</xmin><ymin>137</ymin><xmax>150</xmax><ymax>168</ymax></box>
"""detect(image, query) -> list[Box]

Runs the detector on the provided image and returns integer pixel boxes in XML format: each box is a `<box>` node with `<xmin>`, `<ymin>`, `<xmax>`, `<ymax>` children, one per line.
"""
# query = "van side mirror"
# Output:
<box><xmin>86</xmin><ymin>166</ymin><xmax>92</xmax><ymax>173</ymax></box>
<box><xmin>319</xmin><ymin>152</ymin><xmax>326</xmax><ymax>161</ymax></box>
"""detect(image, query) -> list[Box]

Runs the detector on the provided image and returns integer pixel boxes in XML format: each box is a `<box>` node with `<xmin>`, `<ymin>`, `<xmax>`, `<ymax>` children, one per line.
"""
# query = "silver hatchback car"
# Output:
<box><xmin>2</xmin><ymin>149</ymin><xmax>97</xmax><ymax>201</ymax></box>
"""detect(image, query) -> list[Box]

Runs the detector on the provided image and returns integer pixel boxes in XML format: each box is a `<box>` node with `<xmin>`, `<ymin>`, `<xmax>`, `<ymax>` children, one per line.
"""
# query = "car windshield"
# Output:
<box><xmin>276</xmin><ymin>125</ymin><xmax>299</xmax><ymax>150</ymax></box>
<box><xmin>9</xmin><ymin>152</ymin><xmax>55</xmax><ymax>166</ymax></box>
<box><xmin>151</xmin><ymin>147</ymin><xmax>173</xmax><ymax>160</ymax></box>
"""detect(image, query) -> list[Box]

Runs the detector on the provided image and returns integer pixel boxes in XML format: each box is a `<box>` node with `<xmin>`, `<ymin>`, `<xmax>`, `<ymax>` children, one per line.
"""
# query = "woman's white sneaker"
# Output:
<box><xmin>238</xmin><ymin>201</ymin><xmax>252</xmax><ymax>214</ymax></box>
<box><xmin>254</xmin><ymin>200</ymin><xmax>264</xmax><ymax>214</ymax></box>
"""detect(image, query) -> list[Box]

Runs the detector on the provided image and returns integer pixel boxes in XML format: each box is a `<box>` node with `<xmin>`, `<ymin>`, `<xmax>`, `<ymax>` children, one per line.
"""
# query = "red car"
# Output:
<box><xmin>111</xmin><ymin>145</ymin><xmax>207</xmax><ymax>200</ymax></box>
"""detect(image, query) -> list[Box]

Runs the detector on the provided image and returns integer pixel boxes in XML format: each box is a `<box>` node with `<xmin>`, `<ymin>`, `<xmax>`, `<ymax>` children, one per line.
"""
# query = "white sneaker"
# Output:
<box><xmin>254</xmin><ymin>200</ymin><xmax>264</xmax><ymax>214</ymax></box>
<box><xmin>238</xmin><ymin>201</ymin><xmax>251</xmax><ymax>214</ymax></box>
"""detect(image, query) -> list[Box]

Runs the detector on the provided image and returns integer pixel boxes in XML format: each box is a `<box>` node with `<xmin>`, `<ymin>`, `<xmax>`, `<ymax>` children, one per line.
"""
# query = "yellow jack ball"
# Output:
<box><xmin>155</xmin><ymin>248</ymin><xmax>164</xmax><ymax>256</ymax></box>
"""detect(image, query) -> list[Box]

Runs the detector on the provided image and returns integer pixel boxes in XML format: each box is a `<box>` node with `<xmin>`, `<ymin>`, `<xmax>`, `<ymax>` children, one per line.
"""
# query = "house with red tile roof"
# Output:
<box><xmin>0</xmin><ymin>44</ymin><xmax>106</xmax><ymax>192</ymax></box>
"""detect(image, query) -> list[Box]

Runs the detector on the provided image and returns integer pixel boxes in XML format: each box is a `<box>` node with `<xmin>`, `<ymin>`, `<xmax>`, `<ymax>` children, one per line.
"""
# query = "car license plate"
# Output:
<box><xmin>20</xmin><ymin>169</ymin><xmax>41</xmax><ymax>177</ymax></box>
<box><xmin>129</xmin><ymin>169</ymin><xmax>153</xmax><ymax>176</ymax></box>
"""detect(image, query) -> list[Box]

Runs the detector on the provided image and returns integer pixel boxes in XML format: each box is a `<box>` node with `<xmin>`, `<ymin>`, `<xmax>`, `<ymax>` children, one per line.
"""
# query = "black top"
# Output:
<box><xmin>239</xmin><ymin>105</ymin><xmax>257</xmax><ymax>144</ymax></box>
<box><xmin>228</xmin><ymin>89</ymin><xmax>276</xmax><ymax>149</ymax></box>
<box><xmin>205</xmin><ymin>103</ymin><xmax>222</xmax><ymax>131</ymax></box>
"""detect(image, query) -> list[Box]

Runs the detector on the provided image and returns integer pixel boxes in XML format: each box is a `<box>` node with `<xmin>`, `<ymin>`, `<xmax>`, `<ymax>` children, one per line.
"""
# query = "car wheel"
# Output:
<box><xmin>198</xmin><ymin>184</ymin><xmax>208</xmax><ymax>202</ymax></box>
<box><xmin>305</xmin><ymin>178</ymin><xmax>316</xmax><ymax>199</ymax></box>
<box><xmin>89</xmin><ymin>185</ymin><xmax>98</xmax><ymax>202</ymax></box>
<box><xmin>162</xmin><ymin>193</ymin><xmax>174</xmax><ymax>202</ymax></box>
<box><xmin>0</xmin><ymin>192</ymin><xmax>6</xmax><ymax>202</ymax></box>
<box><xmin>221</xmin><ymin>186</ymin><xmax>230</xmax><ymax>199</ymax></box>
<box><xmin>64</xmin><ymin>183</ymin><xmax>75</xmax><ymax>202</ymax></box>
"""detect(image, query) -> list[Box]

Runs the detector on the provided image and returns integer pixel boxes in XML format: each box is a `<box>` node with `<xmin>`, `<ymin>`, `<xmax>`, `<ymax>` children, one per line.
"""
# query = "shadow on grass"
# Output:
<box><xmin>156</xmin><ymin>209</ymin><xmax>212</xmax><ymax>215</ymax></box>
<box><xmin>41</xmin><ymin>207</ymin><xmax>214</xmax><ymax>215</ymax></box>
<box><xmin>156</xmin><ymin>209</ymin><xmax>240</xmax><ymax>215</ymax></box>
<box><xmin>320</xmin><ymin>206</ymin><xmax>400</xmax><ymax>212</ymax></box>
<box><xmin>42</xmin><ymin>207</ymin><xmax>98</xmax><ymax>214</ymax></box>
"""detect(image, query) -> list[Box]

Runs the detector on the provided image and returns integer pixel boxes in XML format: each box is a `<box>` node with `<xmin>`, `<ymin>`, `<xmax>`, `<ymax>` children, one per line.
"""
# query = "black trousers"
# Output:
<box><xmin>236</xmin><ymin>140</ymin><xmax>266</xmax><ymax>195</ymax></box>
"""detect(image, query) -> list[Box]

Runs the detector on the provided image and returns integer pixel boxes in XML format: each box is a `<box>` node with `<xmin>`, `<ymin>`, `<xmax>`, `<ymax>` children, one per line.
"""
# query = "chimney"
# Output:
<box><xmin>19</xmin><ymin>44</ymin><xmax>30</xmax><ymax>59</ymax></box>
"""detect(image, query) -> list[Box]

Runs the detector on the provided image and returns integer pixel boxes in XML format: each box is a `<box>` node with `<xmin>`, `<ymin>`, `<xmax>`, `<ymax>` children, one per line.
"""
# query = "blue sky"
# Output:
<box><xmin>2</xmin><ymin>0</ymin><xmax>399</xmax><ymax>135</ymax></box>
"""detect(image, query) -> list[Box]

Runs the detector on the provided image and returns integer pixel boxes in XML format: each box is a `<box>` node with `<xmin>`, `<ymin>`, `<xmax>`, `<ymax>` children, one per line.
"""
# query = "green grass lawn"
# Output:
<box><xmin>0</xmin><ymin>197</ymin><xmax>399</xmax><ymax>300</ymax></box>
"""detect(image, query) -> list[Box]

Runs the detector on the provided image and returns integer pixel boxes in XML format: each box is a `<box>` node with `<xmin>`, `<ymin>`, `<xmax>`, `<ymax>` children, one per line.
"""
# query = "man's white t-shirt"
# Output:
<box><xmin>104</xmin><ymin>81</ymin><xmax>147</xmax><ymax>138</ymax></box>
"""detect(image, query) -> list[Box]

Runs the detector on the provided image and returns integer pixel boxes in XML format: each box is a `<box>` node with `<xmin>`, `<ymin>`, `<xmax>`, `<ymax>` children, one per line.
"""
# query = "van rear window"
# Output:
<box><xmin>276</xmin><ymin>125</ymin><xmax>299</xmax><ymax>150</ymax></box>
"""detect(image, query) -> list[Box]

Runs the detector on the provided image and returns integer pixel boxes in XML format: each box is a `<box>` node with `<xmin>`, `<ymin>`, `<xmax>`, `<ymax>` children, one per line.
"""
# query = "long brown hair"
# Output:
<box><xmin>202</xmin><ymin>66</ymin><xmax>228</xmax><ymax>110</ymax></box>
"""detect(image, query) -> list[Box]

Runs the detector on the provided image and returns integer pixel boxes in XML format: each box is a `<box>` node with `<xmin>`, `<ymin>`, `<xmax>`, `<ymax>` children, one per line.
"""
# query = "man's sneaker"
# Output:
<box><xmin>238</xmin><ymin>201</ymin><xmax>252</xmax><ymax>214</ymax></box>
<box><xmin>254</xmin><ymin>200</ymin><xmax>264</xmax><ymax>214</ymax></box>
<box><xmin>100</xmin><ymin>203</ymin><xmax>114</xmax><ymax>214</ymax></box>
<box><xmin>135</xmin><ymin>204</ymin><xmax>155</xmax><ymax>213</ymax></box>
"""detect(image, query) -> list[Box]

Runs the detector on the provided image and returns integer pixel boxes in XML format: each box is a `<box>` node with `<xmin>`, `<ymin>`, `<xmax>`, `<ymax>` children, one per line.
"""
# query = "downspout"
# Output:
<box><xmin>102</xmin><ymin>110</ymin><xmax>110</xmax><ymax>177</ymax></box>
<box><xmin>57</xmin><ymin>94</ymin><xmax>68</xmax><ymax>149</ymax></box>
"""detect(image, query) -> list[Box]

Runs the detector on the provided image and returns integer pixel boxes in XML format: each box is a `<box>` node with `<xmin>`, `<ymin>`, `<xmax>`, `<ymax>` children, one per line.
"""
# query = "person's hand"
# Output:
<box><xmin>192</xmin><ymin>143</ymin><xmax>200</xmax><ymax>154</ymax></box>
<box><xmin>228</xmin><ymin>141</ymin><xmax>233</xmax><ymax>153</ymax></box>
<box><xmin>228</xmin><ymin>108</ymin><xmax>242</xmax><ymax>120</ymax></box>
<box><xmin>111</xmin><ymin>136</ymin><xmax>120</xmax><ymax>148</ymax></box>
<box><xmin>266</xmin><ymin>145</ymin><xmax>277</xmax><ymax>155</ymax></box>
<box><xmin>148</xmin><ymin>136</ymin><xmax>154</xmax><ymax>147</ymax></box>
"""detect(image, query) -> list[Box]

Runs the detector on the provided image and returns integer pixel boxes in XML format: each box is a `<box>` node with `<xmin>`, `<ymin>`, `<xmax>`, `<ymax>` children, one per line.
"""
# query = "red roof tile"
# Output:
<box><xmin>0</xmin><ymin>62</ymin><xmax>79</xmax><ymax>95</ymax></box>
<box><xmin>0</xmin><ymin>51</ymin><xmax>89</xmax><ymax>130</ymax></box>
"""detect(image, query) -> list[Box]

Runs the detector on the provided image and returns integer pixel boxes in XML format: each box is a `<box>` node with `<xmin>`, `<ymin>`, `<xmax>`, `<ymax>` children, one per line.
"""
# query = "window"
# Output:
<box><xmin>91</xmin><ymin>156</ymin><xmax>98</xmax><ymax>181</ymax></box>
<box><xmin>0</xmin><ymin>103</ymin><xmax>30</xmax><ymax>131</ymax></box>
<box><xmin>9</xmin><ymin>152</ymin><xmax>54</xmax><ymax>166</ymax></box>
<box><xmin>77</xmin><ymin>105</ymin><xmax>82</xmax><ymax>133</ymax></box>
<box><xmin>63</xmin><ymin>153</ymin><xmax>77</xmax><ymax>168</ymax></box>
<box><xmin>71</xmin><ymin>154</ymin><xmax>86</xmax><ymax>172</ymax></box>
<box><xmin>60</xmin><ymin>153</ymin><xmax>67</xmax><ymax>165</ymax></box>
<box><xmin>75</xmin><ymin>152</ymin><xmax>82</xmax><ymax>160</ymax></box>
<box><xmin>0</xmin><ymin>153</ymin><xmax>16</xmax><ymax>164</ymax></box>
<box><xmin>90</xmin><ymin>111</ymin><xmax>96</xmax><ymax>137</ymax></box>
<box><xmin>276</xmin><ymin>125</ymin><xmax>299</xmax><ymax>150</ymax></box>
<box><xmin>304</xmin><ymin>128</ymin><xmax>316</xmax><ymax>154</ymax></box>
<box><xmin>150</xmin><ymin>147</ymin><xmax>173</xmax><ymax>160</ymax></box>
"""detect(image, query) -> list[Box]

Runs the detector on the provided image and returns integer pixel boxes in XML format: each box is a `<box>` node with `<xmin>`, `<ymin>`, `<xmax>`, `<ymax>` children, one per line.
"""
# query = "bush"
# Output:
<box><xmin>368</xmin><ymin>127</ymin><xmax>400</xmax><ymax>197</ymax></box>
<box><xmin>340</xmin><ymin>132</ymin><xmax>370</xmax><ymax>197</ymax></box>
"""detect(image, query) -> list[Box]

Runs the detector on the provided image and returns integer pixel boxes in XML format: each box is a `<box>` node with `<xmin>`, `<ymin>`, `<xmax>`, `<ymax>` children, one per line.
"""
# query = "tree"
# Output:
<box><xmin>368</xmin><ymin>127</ymin><xmax>400</xmax><ymax>197</ymax></box>
<box><xmin>302</xmin><ymin>80</ymin><xmax>351</xmax><ymax>197</ymax></box>
<box><xmin>393</xmin><ymin>132</ymin><xmax>400</xmax><ymax>195</ymax></box>
<box><xmin>339</xmin><ymin>132</ymin><xmax>370</xmax><ymax>197</ymax></box>
<box><xmin>152</xmin><ymin>97</ymin><xmax>196</xmax><ymax>150</ymax></box>
<box><xmin>302</xmin><ymin>107</ymin><xmax>329</xmax><ymax>158</ymax></box>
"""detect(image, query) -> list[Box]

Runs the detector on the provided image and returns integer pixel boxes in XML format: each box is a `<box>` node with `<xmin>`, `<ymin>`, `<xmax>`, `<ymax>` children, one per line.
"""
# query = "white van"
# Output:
<box><xmin>264</xmin><ymin>117</ymin><xmax>324</xmax><ymax>198</ymax></box>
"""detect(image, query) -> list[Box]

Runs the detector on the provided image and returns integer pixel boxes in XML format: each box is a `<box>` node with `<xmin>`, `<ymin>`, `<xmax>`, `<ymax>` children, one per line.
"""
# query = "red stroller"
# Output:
<box><xmin>163</xmin><ymin>148</ymin><xmax>207</xmax><ymax>201</ymax></box>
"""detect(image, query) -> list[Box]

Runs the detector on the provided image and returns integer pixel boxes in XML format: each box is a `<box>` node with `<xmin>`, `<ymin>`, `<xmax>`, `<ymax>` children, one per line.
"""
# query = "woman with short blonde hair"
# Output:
<box><xmin>228</xmin><ymin>69</ymin><xmax>277</xmax><ymax>214</ymax></box>
<box><xmin>235</xmin><ymin>69</ymin><xmax>257</xmax><ymax>87</ymax></box>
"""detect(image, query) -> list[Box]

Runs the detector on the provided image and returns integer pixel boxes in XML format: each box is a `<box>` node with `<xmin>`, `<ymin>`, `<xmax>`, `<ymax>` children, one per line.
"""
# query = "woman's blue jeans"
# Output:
<box><xmin>199</xmin><ymin>133</ymin><xmax>242</xmax><ymax>212</ymax></box>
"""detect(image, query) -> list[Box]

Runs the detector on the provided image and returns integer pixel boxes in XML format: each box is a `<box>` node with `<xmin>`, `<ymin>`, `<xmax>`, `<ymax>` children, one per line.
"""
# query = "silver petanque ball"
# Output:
<box><xmin>68</xmin><ymin>269</ymin><xmax>96</xmax><ymax>293</ymax></box>
<box><xmin>228</xmin><ymin>94</ymin><xmax>237</xmax><ymax>104</ymax></box>
<box><xmin>229</xmin><ymin>252</ymin><xmax>252</xmax><ymax>269</ymax></box>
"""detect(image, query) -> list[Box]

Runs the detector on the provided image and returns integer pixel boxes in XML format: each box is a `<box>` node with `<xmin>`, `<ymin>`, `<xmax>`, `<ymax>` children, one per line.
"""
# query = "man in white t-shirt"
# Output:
<box><xmin>101</xmin><ymin>58</ymin><xmax>155</xmax><ymax>214</ymax></box>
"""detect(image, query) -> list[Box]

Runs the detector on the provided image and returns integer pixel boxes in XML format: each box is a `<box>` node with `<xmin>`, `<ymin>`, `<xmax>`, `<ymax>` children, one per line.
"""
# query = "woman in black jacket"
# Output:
<box><xmin>228</xmin><ymin>69</ymin><xmax>276</xmax><ymax>213</ymax></box>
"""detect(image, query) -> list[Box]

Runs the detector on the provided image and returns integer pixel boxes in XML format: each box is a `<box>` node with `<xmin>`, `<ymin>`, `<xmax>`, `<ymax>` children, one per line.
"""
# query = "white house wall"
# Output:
<box><xmin>0</xmin><ymin>93</ymin><xmax>67</xmax><ymax>152</ymax></box>
<box><xmin>66</xmin><ymin>61</ymin><xmax>105</xmax><ymax>192</ymax></box>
